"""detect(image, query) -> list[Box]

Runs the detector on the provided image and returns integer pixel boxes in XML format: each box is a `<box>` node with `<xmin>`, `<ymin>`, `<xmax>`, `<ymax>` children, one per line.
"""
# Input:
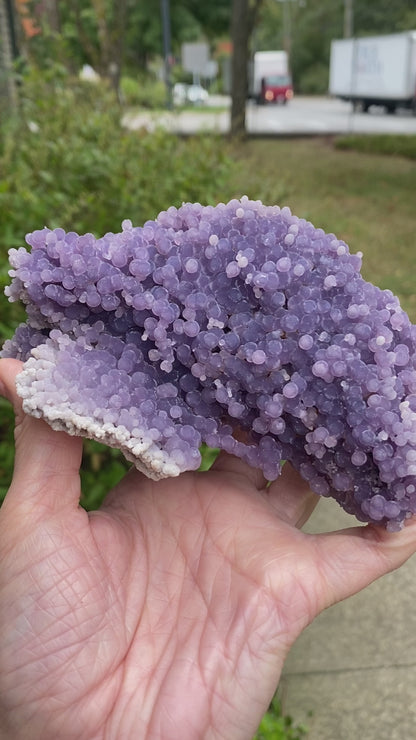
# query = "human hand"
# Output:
<box><xmin>1</xmin><ymin>358</ymin><xmax>415</xmax><ymax>740</ymax></box>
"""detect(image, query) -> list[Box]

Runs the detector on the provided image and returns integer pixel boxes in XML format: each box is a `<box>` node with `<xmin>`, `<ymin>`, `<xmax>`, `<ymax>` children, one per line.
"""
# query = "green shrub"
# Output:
<box><xmin>254</xmin><ymin>696</ymin><xmax>308</xmax><ymax>740</ymax></box>
<box><xmin>120</xmin><ymin>75</ymin><xmax>167</xmax><ymax>109</ymax></box>
<box><xmin>199</xmin><ymin>444</ymin><xmax>220</xmax><ymax>471</ymax></box>
<box><xmin>0</xmin><ymin>67</ymin><xmax>233</xmax><ymax>344</ymax></box>
<box><xmin>0</xmin><ymin>66</ymin><xmax>235</xmax><ymax>503</ymax></box>
<box><xmin>0</xmin><ymin>400</ymin><xmax>15</xmax><ymax>501</ymax></box>
<box><xmin>296</xmin><ymin>63</ymin><xmax>329</xmax><ymax>95</ymax></box>
<box><xmin>79</xmin><ymin>441</ymin><xmax>130</xmax><ymax>511</ymax></box>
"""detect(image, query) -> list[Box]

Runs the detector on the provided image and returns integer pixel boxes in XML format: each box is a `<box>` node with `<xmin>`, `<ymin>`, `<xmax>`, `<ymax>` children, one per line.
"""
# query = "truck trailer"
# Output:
<box><xmin>329</xmin><ymin>31</ymin><xmax>416</xmax><ymax>114</ymax></box>
<box><xmin>250</xmin><ymin>51</ymin><xmax>293</xmax><ymax>105</ymax></box>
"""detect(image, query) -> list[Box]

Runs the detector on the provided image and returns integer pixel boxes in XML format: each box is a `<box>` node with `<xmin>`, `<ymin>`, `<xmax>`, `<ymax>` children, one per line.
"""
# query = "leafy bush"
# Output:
<box><xmin>0</xmin><ymin>66</ymin><xmax>234</xmax><ymax>503</ymax></box>
<box><xmin>296</xmin><ymin>62</ymin><xmax>329</xmax><ymax>95</ymax></box>
<box><xmin>254</xmin><ymin>696</ymin><xmax>308</xmax><ymax>740</ymax></box>
<box><xmin>0</xmin><ymin>400</ymin><xmax>15</xmax><ymax>501</ymax></box>
<box><xmin>199</xmin><ymin>444</ymin><xmax>220</xmax><ymax>471</ymax></box>
<box><xmin>0</xmin><ymin>67</ymin><xmax>232</xmax><ymax>344</ymax></box>
<box><xmin>120</xmin><ymin>75</ymin><xmax>167</xmax><ymax>109</ymax></box>
<box><xmin>335</xmin><ymin>134</ymin><xmax>416</xmax><ymax>160</ymax></box>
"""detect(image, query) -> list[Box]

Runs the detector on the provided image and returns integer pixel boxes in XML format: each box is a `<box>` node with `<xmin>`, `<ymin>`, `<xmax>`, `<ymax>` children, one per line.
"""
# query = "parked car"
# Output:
<box><xmin>173</xmin><ymin>83</ymin><xmax>209</xmax><ymax>106</ymax></box>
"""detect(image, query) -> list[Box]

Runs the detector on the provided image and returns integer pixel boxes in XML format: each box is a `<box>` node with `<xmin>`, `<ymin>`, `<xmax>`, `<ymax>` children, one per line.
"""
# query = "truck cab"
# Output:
<box><xmin>250</xmin><ymin>51</ymin><xmax>293</xmax><ymax>106</ymax></box>
<box><xmin>260</xmin><ymin>74</ymin><xmax>293</xmax><ymax>104</ymax></box>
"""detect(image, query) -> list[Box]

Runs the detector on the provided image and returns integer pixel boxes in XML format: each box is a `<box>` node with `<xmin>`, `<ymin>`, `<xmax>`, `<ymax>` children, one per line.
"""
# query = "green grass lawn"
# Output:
<box><xmin>228</xmin><ymin>136</ymin><xmax>416</xmax><ymax>321</ymax></box>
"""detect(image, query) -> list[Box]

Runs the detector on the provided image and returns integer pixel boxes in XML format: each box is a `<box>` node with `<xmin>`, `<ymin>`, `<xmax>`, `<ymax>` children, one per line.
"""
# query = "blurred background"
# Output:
<box><xmin>0</xmin><ymin>2</ymin><xmax>416</xmax><ymax>738</ymax></box>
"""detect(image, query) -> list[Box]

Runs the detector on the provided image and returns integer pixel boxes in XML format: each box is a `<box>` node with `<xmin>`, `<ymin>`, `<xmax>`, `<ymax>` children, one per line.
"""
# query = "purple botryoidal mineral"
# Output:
<box><xmin>1</xmin><ymin>197</ymin><xmax>416</xmax><ymax>529</ymax></box>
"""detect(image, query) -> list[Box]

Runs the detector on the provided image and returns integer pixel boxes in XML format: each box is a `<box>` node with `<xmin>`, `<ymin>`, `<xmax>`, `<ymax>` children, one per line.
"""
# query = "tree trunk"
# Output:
<box><xmin>230</xmin><ymin>0</ymin><xmax>263</xmax><ymax>138</ymax></box>
<box><xmin>90</xmin><ymin>0</ymin><xmax>111</xmax><ymax>75</ymax></box>
<box><xmin>90</xmin><ymin>0</ymin><xmax>127</xmax><ymax>100</ymax></box>
<box><xmin>0</xmin><ymin>0</ymin><xmax>17</xmax><ymax>116</ymax></box>
<box><xmin>43</xmin><ymin>0</ymin><xmax>60</xmax><ymax>34</ymax></box>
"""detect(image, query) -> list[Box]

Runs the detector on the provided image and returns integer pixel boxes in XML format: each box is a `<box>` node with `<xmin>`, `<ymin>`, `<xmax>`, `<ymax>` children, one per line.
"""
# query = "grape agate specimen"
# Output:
<box><xmin>2</xmin><ymin>197</ymin><xmax>416</xmax><ymax>530</ymax></box>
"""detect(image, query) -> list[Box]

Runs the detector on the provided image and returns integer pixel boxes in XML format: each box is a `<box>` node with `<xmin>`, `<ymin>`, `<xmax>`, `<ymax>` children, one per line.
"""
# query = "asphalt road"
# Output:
<box><xmin>247</xmin><ymin>95</ymin><xmax>416</xmax><ymax>135</ymax></box>
<box><xmin>123</xmin><ymin>95</ymin><xmax>416</xmax><ymax>137</ymax></box>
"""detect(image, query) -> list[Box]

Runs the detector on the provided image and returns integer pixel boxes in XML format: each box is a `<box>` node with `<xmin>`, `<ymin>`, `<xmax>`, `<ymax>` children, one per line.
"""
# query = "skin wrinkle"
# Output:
<box><xmin>166</xmin><ymin>518</ymin><xmax>237</xmax><ymax>733</ymax></box>
<box><xmin>192</xmin><ymin>482</ymin><xmax>312</xmax><ymax>664</ymax></box>
<box><xmin>113</xmin><ymin>492</ymin><xmax>267</xmax><ymax>739</ymax></box>
<box><xmin>204</xmin><ymin>601</ymin><xmax>281</xmax><ymax>740</ymax></box>
<box><xmin>186</xmin><ymin>489</ymin><xmax>269</xmax><ymax>635</ymax></box>
<box><xmin>0</xmin><ymin>514</ymin><xmax>129</xmax><ymax>738</ymax></box>
<box><xmin>89</xmin><ymin>507</ymin><xmax>157</xmax><ymax>729</ymax></box>
<box><xmin>40</xmin><ymin>649</ymin><xmax>121</xmax><ymax>735</ymax></box>
<box><xmin>177</xmin><ymin>606</ymin><xmax>254</xmax><ymax>739</ymax></box>
<box><xmin>4</xmin><ymin>566</ymin><xmax>113</xmax><ymax>688</ymax></box>
<box><xmin>146</xmin><ymin>653</ymin><xmax>211</xmax><ymax>740</ymax></box>
<box><xmin>105</xmin><ymin>515</ymin><xmax>188</xmax><ymax>736</ymax></box>
<box><xmin>1</xmin><ymin>664</ymin><xmax>111</xmax><ymax>740</ymax></box>
<box><xmin>164</xmin><ymin>508</ymin><xmax>284</xmax><ymax>739</ymax></box>
<box><xmin>88</xmin><ymin>512</ymin><xmax>143</xmax><ymax>642</ymax></box>
<box><xmin>112</xmin><ymin>610</ymin><xmax>179</xmax><ymax>738</ymax></box>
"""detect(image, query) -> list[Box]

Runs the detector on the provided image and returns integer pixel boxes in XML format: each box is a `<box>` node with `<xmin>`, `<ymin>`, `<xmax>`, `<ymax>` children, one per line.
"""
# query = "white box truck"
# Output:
<box><xmin>329</xmin><ymin>31</ymin><xmax>416</xmax><ymax>114</ymax></box>
<box><xmin>250</xmin><ymin>51</ymin><xmax>293</xmax><ymax>104</ymax></box>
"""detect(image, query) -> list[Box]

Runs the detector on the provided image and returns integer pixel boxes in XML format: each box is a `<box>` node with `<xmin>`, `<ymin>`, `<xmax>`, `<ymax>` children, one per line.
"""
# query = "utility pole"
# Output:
<box><xmin>278</xmin><ymin>0</ymin><xmax>291</xmax><ymax>58</ymax></box>
<box><xmin>160</xmin><ymin>0</ymin><xmax>172</xmax><ymax>109</ymax></box>
<box><xmin>344</xmin><ymin>0</ymin><xmax>354</xmax><ymax>38</ymax></box>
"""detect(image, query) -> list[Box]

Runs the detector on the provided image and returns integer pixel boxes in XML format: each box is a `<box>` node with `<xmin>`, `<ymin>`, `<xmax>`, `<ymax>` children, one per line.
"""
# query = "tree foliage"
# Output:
<box><xmin>260</xmin><ymin>0</ymin><xmax>416</xmax><ymax>94</ymax></box>
<box><xmin>13</xmin><ymin>0</ymin><xmax>416</xmax><ymax>121</ymax></box>
<box><xmin>22</xmin><ymin>0</ymin><xmax>231</xmax><ymax>74</ymax></box>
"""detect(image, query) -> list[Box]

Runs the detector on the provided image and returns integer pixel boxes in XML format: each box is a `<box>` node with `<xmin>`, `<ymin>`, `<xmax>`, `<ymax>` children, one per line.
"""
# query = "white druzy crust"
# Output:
<box><xmin>15</xmin><ymin>343</ymin><xmax>183</xmax><ymax>480</ymax></box>
<box><xmin>2</xmin><ymin>197</ymin><xmax>416</xmax><ymax>529</ymax></box>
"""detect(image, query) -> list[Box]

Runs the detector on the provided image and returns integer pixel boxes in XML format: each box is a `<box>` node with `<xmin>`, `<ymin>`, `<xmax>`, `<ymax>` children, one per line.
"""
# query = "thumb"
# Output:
<box><xmin>312</xmin><ymin>519</ymin><xmax>416</xmax><ymax>612</ymax></box>
<box><xmin>0</xmin><ymin>358</ymin><xmax>83</xmax><ymax>516</ymax></box>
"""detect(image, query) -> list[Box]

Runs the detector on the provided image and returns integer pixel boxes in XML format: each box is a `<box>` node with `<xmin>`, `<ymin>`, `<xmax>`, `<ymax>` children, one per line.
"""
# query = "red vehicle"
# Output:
<box><xmin>260</xmin><ymin>74</ymin><xmax>294</xmax><ymax>104</ymax></box>
<box><xmin>251</xmin><ymin>51</ymin><xmax>294</xmax><ymax>105</ymax></box>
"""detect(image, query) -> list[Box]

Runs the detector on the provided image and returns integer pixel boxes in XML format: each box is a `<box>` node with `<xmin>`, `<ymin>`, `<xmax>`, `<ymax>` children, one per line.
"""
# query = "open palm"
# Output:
<box><xmin>1</xmin><ymin>358</ymin><xmax>416</xmax><ymax>740</ymax></box>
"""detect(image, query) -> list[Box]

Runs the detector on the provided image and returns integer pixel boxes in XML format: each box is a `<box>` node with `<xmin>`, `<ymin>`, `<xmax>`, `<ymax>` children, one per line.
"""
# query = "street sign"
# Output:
<box><xmin>182</xmin><ymin>42</ymin><xmax>210</xmax><ymax>75</ymax></box>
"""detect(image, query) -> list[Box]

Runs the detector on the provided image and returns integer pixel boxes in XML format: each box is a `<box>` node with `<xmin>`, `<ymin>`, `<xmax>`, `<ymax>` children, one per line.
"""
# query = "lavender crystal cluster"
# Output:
<box><xmin>2</xmin><ymin>197</ymin><xmax>416</xmax><ymax>529</ymax></box>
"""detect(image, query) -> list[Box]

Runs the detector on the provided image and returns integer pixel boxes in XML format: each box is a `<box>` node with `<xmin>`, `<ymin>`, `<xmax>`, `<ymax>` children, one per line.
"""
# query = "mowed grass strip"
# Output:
<box><xmin>228</xmin><ymin>137</ymin><xmax>416</xmax><ymax>320</ymax></box>
<box><xmin>335</xmin><ymin>133</ymin><xmax>416</xmax><ymax>161</ymax></box>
